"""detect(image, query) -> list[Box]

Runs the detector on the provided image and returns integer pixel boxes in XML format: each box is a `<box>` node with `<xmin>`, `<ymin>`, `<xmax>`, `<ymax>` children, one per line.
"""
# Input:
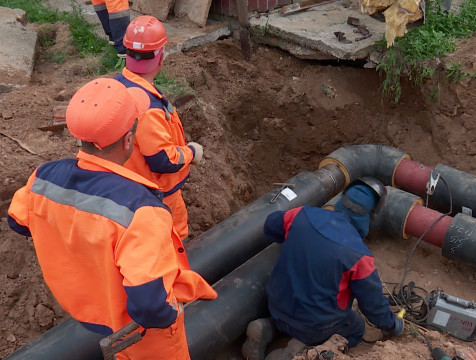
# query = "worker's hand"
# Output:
<box><xmin>382</xmin><ymin>317</ymin><xmax>404</xmax><ymax>337</ymax></box>
<box><xmin>188</xmin><ymin>142</ymin><xmax>203</xmax><ymax>165</ymax></box>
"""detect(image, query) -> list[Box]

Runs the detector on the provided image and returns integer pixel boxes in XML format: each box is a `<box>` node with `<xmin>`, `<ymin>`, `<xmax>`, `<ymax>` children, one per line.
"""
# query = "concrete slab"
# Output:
<box><xmin>250</xmin><ymin>1</ymin><xmax>386</xmax><ymax>60</ymax></box>
<box><xmin>0</xmin><ymin>7</ymin><xmax>37</xmax><ymax>87</ymax></box>
<box><xmin>174</xmin><ymin>0</ymin><xmax>212</xmax><ymax>27</ymax></box>
<box><xmin>164</xmin><ymin>19</ymin><xmax>231</xmax><ymax>54</ymax></box>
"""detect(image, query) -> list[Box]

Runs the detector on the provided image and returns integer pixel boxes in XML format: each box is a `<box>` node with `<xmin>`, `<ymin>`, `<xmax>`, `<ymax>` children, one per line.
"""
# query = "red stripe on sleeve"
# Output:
<box><xmin>283</xmin><ymin>206</ymin><xmax>303</xmax><ymax>238</ymax></box>
<box><xmin>336</xmin><ymin>255</ymin><xmax>376</xmax><ymax>309</ymax></box>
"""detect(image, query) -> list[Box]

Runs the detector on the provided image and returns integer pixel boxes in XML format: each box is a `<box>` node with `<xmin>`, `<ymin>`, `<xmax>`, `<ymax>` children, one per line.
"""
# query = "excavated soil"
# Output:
<box><xmin>0</xmin><ymin>21</ymin><xmax>475</xmax><ymax>359</ymax></box>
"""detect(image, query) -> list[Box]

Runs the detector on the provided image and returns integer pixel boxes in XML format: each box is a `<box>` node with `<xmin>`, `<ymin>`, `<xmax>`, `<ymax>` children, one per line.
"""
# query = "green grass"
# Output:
<box><xmin>154</xmin><ymin>73</ymin><xmax>196</xmax><ymax>99</ymax></box>
<box><xmin>376</xmin><ymin>0</ymin><xmax>476</xmax><ymax>102</ymax></box>
<box><xmin>0</xmin><ymin>0</ymin><xmax>121</xmax><ymax>73</ymax></box>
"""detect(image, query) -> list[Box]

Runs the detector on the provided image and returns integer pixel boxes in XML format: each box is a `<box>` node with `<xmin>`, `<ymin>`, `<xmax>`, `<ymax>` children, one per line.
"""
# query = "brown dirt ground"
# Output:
<box><xmin>1</xmin><ymin>20</ymin><xmax>475</xmax><ymax>359</ymax></box>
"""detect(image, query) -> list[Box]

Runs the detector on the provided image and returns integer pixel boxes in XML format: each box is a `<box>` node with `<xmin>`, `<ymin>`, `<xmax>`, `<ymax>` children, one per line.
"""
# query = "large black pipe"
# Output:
<box><xmin>5</xmin><ymin>166</ymin><xmax>345</xmax><ymax>360</ymax></box>
<box><xmin>442</xmin><ymin>213</ymin><xmax>476</xmax><ymax>267</ymax></box>
<box><xmin>186</xmin><ymin>165</ymin><xmax>345</xmax><ymax>283</ymax></box>
<box><xmin>429</xmin><ymin>164</ymin><xmax>476</xmax><ymax>217</ymax></box>
<box><xmin>186</xmin><ymin>245</ymin><xmax>281</xmax><ymax>360</ymax></box>
<box><xmin>371</xmin><ymin>186</ymin><xmax>422</xmax><ymax>237</ymax></box>
<box><xmin>319</xmin><ymin>144</ymin><xmax>409</xmax><ymax>187</ymax></box>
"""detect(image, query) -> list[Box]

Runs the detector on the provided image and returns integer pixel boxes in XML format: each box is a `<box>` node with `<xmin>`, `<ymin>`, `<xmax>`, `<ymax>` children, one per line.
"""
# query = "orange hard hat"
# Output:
<box><xmin>123</xmin><ymin>15</ymin><xmax>168</xmax><ymax>52</ymax></box>
<box><xmin>66</xmin><ymin>78</ymin><xmax>150</xmax><ymax>149</ymax></box>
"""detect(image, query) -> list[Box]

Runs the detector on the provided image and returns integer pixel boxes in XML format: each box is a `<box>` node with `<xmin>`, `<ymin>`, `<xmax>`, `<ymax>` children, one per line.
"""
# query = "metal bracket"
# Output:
<box><xmin>426</xmin><ymin>171</ymin><xmax>440</xmax><ymax>196</ymax></box>
<box><xmin>270</xmin><ymin>183</ymin><xmax>296</xmax><ymax>203</ymax></box>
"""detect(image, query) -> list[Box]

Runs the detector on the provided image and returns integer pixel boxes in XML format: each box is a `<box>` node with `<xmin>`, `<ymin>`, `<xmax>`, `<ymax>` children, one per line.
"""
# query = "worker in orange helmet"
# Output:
<box><xmin>7</xmin><ymin>78</ymin><xmax>217</xmax><ymax>360</ymax></box>
<box><xmin>92</xmin><ymin>0</ymin><xmax>130</xmax><ymax>56</ymax></box>
<box><xmin>115</xmin><ymin>15</ymin><xmax>203</xmax><ymax>246</ymax></box>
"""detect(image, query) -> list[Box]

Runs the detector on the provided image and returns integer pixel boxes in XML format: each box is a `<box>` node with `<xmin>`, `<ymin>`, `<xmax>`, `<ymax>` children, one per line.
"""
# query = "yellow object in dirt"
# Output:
<box><xmin>360</xmin><ymin>0</ymin><xmax>394</xmax><ymax>15</ymax></box>
<box><xmin>397</xmin><ymin>308</ymin><xmax>406</xmax><ymax>319</ymax></box>
<box><xmin>384</xmin><ymin>0</ymin><xmax>423</xmax><ymax>47</ymax></box>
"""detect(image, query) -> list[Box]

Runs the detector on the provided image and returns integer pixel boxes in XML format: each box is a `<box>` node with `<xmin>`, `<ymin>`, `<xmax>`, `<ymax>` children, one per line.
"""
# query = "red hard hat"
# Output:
<box><xmin>123</xmin><ymin>15</ymin><xmax>168</xmax><ymax>51</ymax></box>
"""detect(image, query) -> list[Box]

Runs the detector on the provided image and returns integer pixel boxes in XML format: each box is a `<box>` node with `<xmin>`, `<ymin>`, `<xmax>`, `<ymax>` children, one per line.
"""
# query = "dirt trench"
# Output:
<box><xmin>0</xmin><ymin>22</ymin><xmax>475</xmax><ymax>359</ymax></box>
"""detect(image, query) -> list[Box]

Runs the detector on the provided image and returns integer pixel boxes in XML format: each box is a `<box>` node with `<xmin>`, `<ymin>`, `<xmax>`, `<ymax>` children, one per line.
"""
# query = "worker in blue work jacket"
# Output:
<box><xmin>242</xmin><ymin>178</ymin><xmax>405</xmax><ymax>360</ymax></box>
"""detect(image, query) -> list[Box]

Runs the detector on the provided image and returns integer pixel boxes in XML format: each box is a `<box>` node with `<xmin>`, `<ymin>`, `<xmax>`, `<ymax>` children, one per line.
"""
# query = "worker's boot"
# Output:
<box><xmin>242</xmin><ymin>318</ymin><xmax>276</xmax><ymax>360</ymax></box>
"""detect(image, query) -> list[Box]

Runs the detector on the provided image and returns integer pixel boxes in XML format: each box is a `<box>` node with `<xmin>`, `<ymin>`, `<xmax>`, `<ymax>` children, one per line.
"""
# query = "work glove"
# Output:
<box><xmin>187</xmin><ymin>142</ymin><xmax>203</xmax><ymax>165</ymax></box>
<box><xmin>382</xmin><ymin>317</ymin><xmax>404</xmax><ymax>337</ymax></box>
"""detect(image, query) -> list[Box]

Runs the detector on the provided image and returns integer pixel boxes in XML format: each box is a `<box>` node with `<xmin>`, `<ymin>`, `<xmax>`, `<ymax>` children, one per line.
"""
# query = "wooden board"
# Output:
<box><xmin>130</xmin><ymin>0</ymin><xmax>175</xmax><ymax>21</ymax></box>
<box><xmin>174</xmin><ymin>0</ymin><xmax>212</xmax><ymax>27</ymax></box>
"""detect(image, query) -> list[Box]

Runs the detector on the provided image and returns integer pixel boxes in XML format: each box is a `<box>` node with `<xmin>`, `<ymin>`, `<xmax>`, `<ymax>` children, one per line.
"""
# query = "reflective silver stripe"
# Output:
<box><xmin>32</xmin><ymin>178</ymin><xmax>134</xmax><ymax>227</ymax></box>
<box><xmin>93</xmin><ymin>4</ymin><xmax>107</xmax><ymax>11</ymax></box>
<box><xmin>163</xmin><ymin>107</ymin><xmax>171</xmax><ymax>120</ymax></box>
<box><xmin>167</xmin><ymin>102</ymin><xmax>175</xmax><ymax>115</ymax></box>
<box><xmin>109</xmin><ymin>9</ymin><xmax>130</xmax><ymax>19</ymax></box>
<box><xmin>176</xmin><ymin>147</ymin><xmax>184</xmax><ymax>165</ymax></box>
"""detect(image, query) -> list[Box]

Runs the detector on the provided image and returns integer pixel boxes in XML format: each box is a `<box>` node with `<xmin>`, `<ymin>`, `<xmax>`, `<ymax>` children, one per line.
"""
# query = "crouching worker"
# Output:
<box><xmin>242</xmin><ymin>178</ymin><xmax>404</xmax><ymax>360</ymax></box>
<box><xmin>7</xmin><ymin>78</ymin><xmax>217</xmax><ymax>360</ymax></box>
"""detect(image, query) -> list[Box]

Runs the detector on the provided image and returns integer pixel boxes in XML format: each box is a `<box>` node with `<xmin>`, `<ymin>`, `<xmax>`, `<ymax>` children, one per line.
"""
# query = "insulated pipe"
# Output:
<box><xmin>321</xmin><ymin>145</ymin><xmax>476</xmax><ymax>218</ymax></box>
<box><xmin>372</xmin><ymin>187</ymin><xmax>476</xmax><ymax>267</ymax></box>
<box><xmin>186</xmin><ymin>164</ymin><xmax>345</xmax><ymax>283</ymax></box>
<box><xmin>5</xmin><ymin>165</ymin><xmax>345</xmax><ymax>360</ymax></box>
<box><xmin>384</xmin><ymin>159</ymin><xmax>476</xmax><ymax>217</ymax></box>
<box><xmin>185</xmin><ymin>244</ymin><xmax>281</xmax><ymax>360</ymax></box>
<box><xmin>318</xmin><ymin>144</ymin><xmax>410</xmax><ymax>188</ymax></box>
<box><xmin>3</xmin><ymin>318</ymin><xmax>103</xmax><ymax>360</ymax></box>
<box><xmin>371</xmin><ymin>186</ymin><xmax>423</xmax><ymax>238</ymax></box>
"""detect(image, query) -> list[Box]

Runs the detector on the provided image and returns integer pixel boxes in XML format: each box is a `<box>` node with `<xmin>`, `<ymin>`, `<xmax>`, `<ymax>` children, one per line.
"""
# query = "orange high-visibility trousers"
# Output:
<box><xmin>163</xmin><ymin>190</ymin><xmax>189</xmax><ymax>242</ymax></box>
<box><xmin>116</xmin><ymin>313</ymin><xmax>190</xmax><ymax>360</ymax></box>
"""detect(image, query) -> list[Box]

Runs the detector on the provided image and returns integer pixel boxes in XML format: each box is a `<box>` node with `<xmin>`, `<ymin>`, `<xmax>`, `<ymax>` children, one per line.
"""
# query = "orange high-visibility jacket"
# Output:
<box><xmin>92</xmin><ymin>0</ymin><xmax>129</xmax><ymax>14</ymax></box>
<box><xmin>115</xmin><ymin>68</ymin><xmax>195</xmax><ymax>198</ymax></box>
<box><xmin>7</xmin><ymin>151</ymin><xmax>216</xmax><ymax>336</ymax></box>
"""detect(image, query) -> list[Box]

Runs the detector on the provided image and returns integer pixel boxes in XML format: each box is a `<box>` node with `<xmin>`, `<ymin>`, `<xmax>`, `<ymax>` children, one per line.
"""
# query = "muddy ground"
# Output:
<box><xmin>0</xmin><ymin>20</ymin><xmax>475</xmax><ymax>359</ymax></box>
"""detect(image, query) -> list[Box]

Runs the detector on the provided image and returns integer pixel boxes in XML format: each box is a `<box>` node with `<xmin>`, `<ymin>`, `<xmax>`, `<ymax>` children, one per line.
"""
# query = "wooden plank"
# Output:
<box><xmin>237</xmin><ymin>0</ymin><xmax>251</xmax><ymax>61</ymax></box>
<box><xmin>174</xmin><ymin>0</ymin><xmax>212</xmax><ymax>28</ymax></box>
<box><xmin>130</xmin><ymin>0</ymin><xmax>175</xmax><ymax>21</ymax></box>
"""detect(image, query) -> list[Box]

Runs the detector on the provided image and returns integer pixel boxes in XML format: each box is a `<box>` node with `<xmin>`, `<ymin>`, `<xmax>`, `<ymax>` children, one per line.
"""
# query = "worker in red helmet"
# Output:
<box><xmin>7</xmin><ymin>78</ymin><xmax>217</xmax><ymax>360</ymax></box>
<box><xmin>92</xmin><ymin>0</ymin><xmax>129</xmax><ymax>56</ymax></box>
<box><xmin>115</xmin><ymin>15</ymin><xmax>202</xmax><ymax>246</ymax></box>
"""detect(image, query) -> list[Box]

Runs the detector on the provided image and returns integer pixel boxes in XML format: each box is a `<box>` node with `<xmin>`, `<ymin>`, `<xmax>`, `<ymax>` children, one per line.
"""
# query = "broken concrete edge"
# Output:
<box><xmin>165</xmin><ymin>24</ymin><xmax>232</xmax><ymax>56</ymax></box>
<box><xmin>0</xmin><ymin>7</ymin><xmax>38</xmax><ymax>85</ymax></box>
<box><xmin>249</xmin><ymin>12</ymin><xmax>382</xmax><ymax>61</ymax></box>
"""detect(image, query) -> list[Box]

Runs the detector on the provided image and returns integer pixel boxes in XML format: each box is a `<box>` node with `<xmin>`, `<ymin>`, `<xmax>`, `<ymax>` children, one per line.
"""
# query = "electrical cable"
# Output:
<box><xmin>384</xmin><ymin>173</ymin><xmax>453</xmax><ymax>323</ymax></box>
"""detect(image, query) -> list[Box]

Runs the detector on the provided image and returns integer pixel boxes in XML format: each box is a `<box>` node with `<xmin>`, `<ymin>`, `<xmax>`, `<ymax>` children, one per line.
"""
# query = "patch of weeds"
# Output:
<box><xmin>406</xmin><ymin>323</ymin><xmax>420</xmax><ymax>338</ymax></box>
<box><xmin>46</xmin><ymin>52</ymin><xmax>68</xmax><ymax>64</ymax></box>
<box><xmin>37</xmin><ymin>25</ymin><xmax>57</xmax><ymax>48</ymax></box>
<box><xmin>0</xmin><ymin>0</ymin><xmax>60</xmax><ymax>23</ymax></box>
<box><xmin>377</xmin><ymin>0</ymin><xmax>476</xmax><ymax>102</ymax></box>
<box><xmin>429</xmin><ymin>83</ymin><xmax>441</xmax><ymax>105</ymax></box>
<box><xmin>446</xmin><ymin>61</ymin><xmax>469</xmax><ymax>82</ymax></box>
<box><xmin>154</xmin><ymin>73</ymin><xmax>195</xmax><ymax>99</ymax></box>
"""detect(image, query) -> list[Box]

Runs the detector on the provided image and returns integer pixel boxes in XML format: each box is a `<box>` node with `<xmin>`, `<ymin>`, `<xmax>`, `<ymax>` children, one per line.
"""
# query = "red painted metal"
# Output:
<box><xmin>394</xmin><ymin>159</ymin><xmax>434</xmax><ymax>197</ymax></box>
<box><xmin>405</xmin><ymin>204</ymin><xmax>453</xmax><ymax>247</ymax></box>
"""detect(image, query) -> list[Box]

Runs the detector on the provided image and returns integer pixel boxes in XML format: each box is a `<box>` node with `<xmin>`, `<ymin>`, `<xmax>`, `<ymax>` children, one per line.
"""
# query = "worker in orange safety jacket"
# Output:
<box><xmin>7</xmin><ymin>78</ymin><xmax>217</xmax><ymax>360</ymax></box>
<box><xmin>114</xmin><ymin>15</ymin><xmax>202</xmax><ymax>242</ymax></box>
<box><xmin>92</xmin><ymin>0</ymin><xmax>130</xmax><ymax>56</ymax></box>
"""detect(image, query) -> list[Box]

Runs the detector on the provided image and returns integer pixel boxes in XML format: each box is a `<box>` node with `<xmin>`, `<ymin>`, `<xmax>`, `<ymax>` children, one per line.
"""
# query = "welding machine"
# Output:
<box><xmin>426</xmin><ymin>290</ymin><xmax>476</xmax><ymax>341</ymax></box>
